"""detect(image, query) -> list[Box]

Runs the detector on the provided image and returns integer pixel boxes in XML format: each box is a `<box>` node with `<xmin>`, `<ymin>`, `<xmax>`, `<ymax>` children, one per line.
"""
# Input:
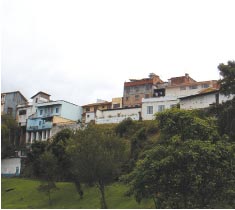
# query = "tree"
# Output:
<box><xmin>210</xmin><ymin>60</ymin><xmax>235</xmax><ymax>140</ymax></box>
<box><xmin>125</xmin><ymin>139</ymin><xmax>235</xmax><ymax>208</ymax></box>
<box><xmin>218</xmin><ymin>60</ymin><xmax>235</xmax><ymax>97</ymax></box>
<box><xmin>23</xmin><ymin>141</ymin><xmax>48</xmax><ymax>178</ymax></box>
<box><xmin>48</xmin><ymin>129</ymin><xmax>73</xmax><ymax>181</ymax></box>
<box><xmin>48</xmin><ymin>129</ymin><xmax>84</xmax><ymax>198</ymax></box>
<box><xmin>155</xmin><ymin>108</ymin><xmax>219</xmax><ymax>142</ymax></box>
<box><xmin>37</xmin><ymin>151</ymin><xmax>58</xmax><ymax>206</ymax></box>
<box><xmin>123</xmin><ymin>109</ymin><xmax>235</xmax><ymax>208</ymax></box>
<box><xmin>1</xmin><ymin>114</ymin><xmax>19</xmax><ymax>158</ymax></box>
<box><xmin>67</xmin><ymin>125</ymin><xmax>127</xmax><ymax>208</ymax></box>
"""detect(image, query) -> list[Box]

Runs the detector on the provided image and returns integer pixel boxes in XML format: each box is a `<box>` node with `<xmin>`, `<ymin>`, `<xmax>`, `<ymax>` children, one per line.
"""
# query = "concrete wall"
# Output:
<box><xmin>16</xmin><ymin>106</ymin><xmax>34</xmax><ymax>126</ymax></box>
<box><xmin>50</xmin><ymin>123</ymin><xmax>81</xmax><ymax>137</ymax></box>
<box><xmin>60</xmin><ymin>101</ymin><xmax>82</xmax><ymax>121</ymax></box>
<box><xmin>96</xmin><ymin>108</ymin><xmax>141</xmax><ymax>124</ymax></box>
<box><xmin>180</xmin><ymin>93</ymin><xmax>232</xmax><ymax>110</ymax></box>
<box><xmin>123</xmin><ymin>84</ymin><xmax>152</xmax><ymax>107</ymax></box>
<box><xmin>1</xmin><ymin>158</ymin><xmax>21</xmax><ymax>176</ymax></box>
<box><xmin>85</xmin><ymin>112</ymin><xmax>95</xmax><ymax>123</ymax></box>
<box><xmin>142</xmin><ymin>96</ymin><xmax>179</xmax><ymax>120</ymax></box>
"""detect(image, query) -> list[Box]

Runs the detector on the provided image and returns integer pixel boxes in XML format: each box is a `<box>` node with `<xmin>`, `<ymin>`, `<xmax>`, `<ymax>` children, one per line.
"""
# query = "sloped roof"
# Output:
<box><xmin>1</xmin><ymin>91</ymin><xmax>28</xmax><ymax>102</ymax></box>
<box><xmin>31</xmin><ymin>91</ymin><xmax>51</xmax><ymax>99</ymax></box>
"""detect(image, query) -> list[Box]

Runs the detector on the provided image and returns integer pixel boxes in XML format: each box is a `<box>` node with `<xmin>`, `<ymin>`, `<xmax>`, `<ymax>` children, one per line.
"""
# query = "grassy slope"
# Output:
<box><xmin>1</xmin><ymin>178</ymin><xmax>154</xmax><ymax>209</ymax></box>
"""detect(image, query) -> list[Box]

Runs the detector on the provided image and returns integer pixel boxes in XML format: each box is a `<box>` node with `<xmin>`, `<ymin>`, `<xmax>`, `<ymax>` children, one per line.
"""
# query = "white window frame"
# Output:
<box><xmin>147</xmin><ymin>106</ymin><xmax>153</xmax><ymax>114</ymax></box>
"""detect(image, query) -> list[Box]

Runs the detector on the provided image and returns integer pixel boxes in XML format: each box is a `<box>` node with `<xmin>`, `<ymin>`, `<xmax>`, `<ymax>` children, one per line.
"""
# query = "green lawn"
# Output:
<box><xmin>1</xmin><ymin>177</ymin><xmax>154</xmax><ymax>209</ymax></box>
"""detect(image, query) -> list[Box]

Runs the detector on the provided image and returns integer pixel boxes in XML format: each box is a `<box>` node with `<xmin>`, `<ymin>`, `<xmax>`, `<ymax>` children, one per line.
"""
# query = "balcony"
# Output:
<box><xmin>27</xmin><ymin>121</ymin><xmax>53</xmax><ymax>131</ymax></box>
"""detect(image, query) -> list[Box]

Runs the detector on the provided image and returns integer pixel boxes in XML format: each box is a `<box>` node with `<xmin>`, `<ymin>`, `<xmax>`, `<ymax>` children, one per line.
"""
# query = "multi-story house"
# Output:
<box><xmin>142</xmin><ymin>74</ymin><xmax>219</xmax><ymax>120</ymax></box>
<box><xmin>82</xmin><ymin>100</ymin><xmax>112</xmax><ymax>124</ymax></box>
<box><xmin>16</xmin><ymin>92</ymin><xmax>51</xmax><ymax>146</ymax></box>
<box><xmin>1</xmin><ymin>91</ymin><xmax>28</xmax><ymax>119</ymax></box>
<box><xmin>26</xmin><ymin>100</ymin><xmax>82</xmax><ymax>143</ymax></box>
<box><xmin>123</xmin><ymin>73</ymin><xmax>163</xmax><ymax>108</ymax></box>
<box><xmin>179</xmin><ymin>89</ymin><xmax>232</xmax><ymax>110</ymax></box>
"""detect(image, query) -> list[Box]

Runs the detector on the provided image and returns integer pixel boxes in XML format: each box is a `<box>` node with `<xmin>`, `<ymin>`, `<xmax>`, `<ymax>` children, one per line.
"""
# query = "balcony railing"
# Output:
<box><xmin>27</xmin><ymin>122</ymin><xmax>52</xmax><ymax>131</ymax></box>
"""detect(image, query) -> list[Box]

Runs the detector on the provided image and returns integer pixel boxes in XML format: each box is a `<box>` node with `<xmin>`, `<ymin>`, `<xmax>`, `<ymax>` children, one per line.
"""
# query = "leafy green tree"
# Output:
<box><xmin>48</xmin><ymin>129</ymin><xmax>84</xmax><ymax>198</ymax></box>
<box><xmin>125</xmin><ymin>139</ymin><xmax>235</xmax><ymax>208</ymax></box>
<box><xmin>210</xmin><ymin>60</ymin><xmax>235</xmax><ymax>140</ymax></box>
<box><xmin>218</xmin><ymin>60</ymin><xmax>235</xmax><ymax>97</ymax></box>
<box><xmin>115</xmin><ymin>117</ymin><xmax>135</xmax><ymax>137</ymax></box>
<box><xmin>67</xmin><ymin>125</ymin><xmax>128</xmax><ymax>208</ymax></box>
<box><xmin>1</xmin><ymin>114</ymin><xmax>19</xmax><ymax>158</ymax></box>
<box><xmin>38</xmin><ymin>151</ymin><xmax>58</xmax><ymax>205</ymax></box>
<box><xmin>155</xmin><ymin>108</ymin><xmax>219</xmax><ymax>142</ymax></box>
<box><xmin>48</xmin><ymin>129</ymin><xmax>73</xmax><ymax>181</ymax></box>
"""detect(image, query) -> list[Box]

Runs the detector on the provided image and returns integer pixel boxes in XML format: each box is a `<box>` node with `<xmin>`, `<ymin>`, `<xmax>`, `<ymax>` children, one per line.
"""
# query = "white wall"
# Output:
<box><xmin>85</xmin><ymin>112</ymin><xmax>95</xmax><ymax>123</ymax></box>
<box><xmin>17</xmin><ymin>106</ymin><xmax>34</xmax><ymax>126</ymax></box>
<box><xmin>1</xmin><ymin>158</ymin><xmax>21</xmax><ymax>176</ymax></box>
<box><xmin>96</xmin><ymin>108</ymin><xmax>141</xmax><ymax>124</ymax></box>
<box><xmin>180</xmin><ymin>93</ymin><xmax>232</xmax><ymax>110</ymax></box>
<box><xmin>142</xmin><ymin>96</ymin><xmax>179</xmax><ymax>120</ymax></box>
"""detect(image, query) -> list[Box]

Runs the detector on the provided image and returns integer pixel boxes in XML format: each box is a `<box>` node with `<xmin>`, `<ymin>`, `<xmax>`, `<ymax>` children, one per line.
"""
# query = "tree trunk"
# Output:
<box><xmin>48</xmin><ymin>190</ymin><xmax>52</xmax><ymax>206</ymax></box>
<box><xmin>98</xmin><ymin>181</ymin><xmax>108</xmax><ymax>209</ymax></box>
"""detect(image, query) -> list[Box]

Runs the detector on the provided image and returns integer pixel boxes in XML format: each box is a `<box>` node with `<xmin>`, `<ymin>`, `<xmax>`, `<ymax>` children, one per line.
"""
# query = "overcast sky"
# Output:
<box><xmin>2</xmin><ymin>0</ymin><xmax>235</xmax><ymax>105</ymax></box>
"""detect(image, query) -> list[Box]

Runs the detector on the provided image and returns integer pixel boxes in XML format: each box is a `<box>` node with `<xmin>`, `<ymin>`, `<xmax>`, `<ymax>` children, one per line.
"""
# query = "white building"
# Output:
<box><xmin>142</xmin><ymin>96</ymin><xmax>179</xmax><ymax>120</ymax></box>
<box><xmin>1</xmin><ymin>158</ymin><xmax>21</xmax><ymax>176</ymax></box>
<box><xmin>179</xmin><ymin>90</ymin><xmax>232</xmax><ymax>110</ymax></box>
<box><xmin>95</xmin><ymin>107</ymin><xmax>141</xmax><ymax>124</ymax></box>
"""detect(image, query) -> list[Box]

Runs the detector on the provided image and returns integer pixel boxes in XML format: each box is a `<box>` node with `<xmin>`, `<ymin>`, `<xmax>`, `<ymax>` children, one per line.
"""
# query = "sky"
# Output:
<box><xmin>1</xmin><ymin>0</ymin><xmax>235</xmax><ymax>106</ymax></box>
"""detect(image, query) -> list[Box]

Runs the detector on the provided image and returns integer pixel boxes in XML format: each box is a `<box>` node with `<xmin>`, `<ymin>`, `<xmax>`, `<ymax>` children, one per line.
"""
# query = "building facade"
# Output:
<box><xmin>82</xmin><ymin>100</ymin><xmax>112</xmax><ymax>123</ymax></box>
<box><xmin>179</xmin><ymin>90</ymin><xmax>232</xmax><ymax>110</ymax></box>
<box><xmin>142</xmin><ymin>96</ymin><xmax>179</xmax><ymax>120</ymax></box>
<box><xmin>123</xmin><ymin>73</ymin><xmax>163</xmax><ymax>108</ymax></box>
<box><xmin>1</xmin><ymin>91</ymin><xmax>28</xmax><ymax>119</ymax></box>
<box><xmin>26</xmin><ymin>100</ymin><xmax>82</xmax><ymax>143</ymax></box>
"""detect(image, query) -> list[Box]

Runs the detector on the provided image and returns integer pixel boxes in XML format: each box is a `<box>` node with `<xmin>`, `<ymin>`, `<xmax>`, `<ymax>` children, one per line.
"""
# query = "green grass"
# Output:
<box><xmin>1</xmin><ymin>177</ymin><xmax>154</xmax><ymax>209</ymax></box>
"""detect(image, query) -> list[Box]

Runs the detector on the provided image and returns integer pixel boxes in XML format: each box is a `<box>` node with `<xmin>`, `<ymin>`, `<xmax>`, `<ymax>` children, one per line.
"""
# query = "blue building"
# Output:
<box><xmin>26</xmin><ymin>100</ymin><xmax>82</xmax><ymax>143</ymax></box>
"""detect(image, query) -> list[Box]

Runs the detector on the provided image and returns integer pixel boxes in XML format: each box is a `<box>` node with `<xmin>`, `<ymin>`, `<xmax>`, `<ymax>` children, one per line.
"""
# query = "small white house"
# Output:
<box><xmin>95</xmin><ymin>107</ymin><xmax>141</xmax><ymax>124</ymax></box>
<box><xmin>1</xmin><ymin>158</ymin><xmax>21</xmax><ymax>177</ymax></box>
<box><xmin>179</xmin><ymin>90</ymin><xmax>232</xmax><ymax>110</ymax></box>
<box><xmin>142</xmin><ymin>96</ymin><xmax>179</xmax><ymax>120</ymax></box>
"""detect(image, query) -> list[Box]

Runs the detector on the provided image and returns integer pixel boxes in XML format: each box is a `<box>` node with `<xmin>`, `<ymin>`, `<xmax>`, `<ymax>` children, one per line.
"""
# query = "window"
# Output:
<box><xmin>86</xmin><ymin>107</ymin><xmax>90</xmax><ymax>112</ymax></box>
<box><xmin>19</xmin><ymin>110</ymin><xmax>26</xmax><ymax>115</ymax></box>
<box><xmin>40</xmin><ymin>110</ymin><xmax>43</xmax><ymax>115</ymax></box>
<box><xmin>158</xmin><ymin>105</ymin><xmax>165</xmax><ymax>112</ymax></box>
<box><xmin>180</xmin><ymin>86</ymin><xmax>186</xmax><ymax>90</ymax></box>
<box><xmin>189</xmin><ymin>85</ymin><xmax>198</xmax><ymax>89</ymax></box>
<box><xmin>125</xmin><ymin>87</ymin><xmax>130</xmax><ymax>93</ymax></box>
<box><xmin>39</xmin><ymin>121</ymin><xmax>42</xmax><ymax>126</ymax></box>
<box><xmin>147</xmin><ymin>106</ymin><xmax>153</xmax><ymax>114</ymax></box>
<box><xmin>7</xmin><ymin>107</ymin><xmax>13</xmax><ymax>115</ymax></box>
<box><xmin>145</xmin><ymin>94</ymin><xmax>150</xmax><ymax>98</ymax></box>
<box><xmin>113</xmin><ymin>103</ymin><xmax>120</xmax><ymax>109</ymax></box>
<box><xmin>201</xmin><ymin>83</ymin><xmax>209</xmax><ymax>88</ymax></box>
<box><xmin>56</xmin><ymin>107</ymin><xmax>59</xmax><ymax>113</ymax></box>
<box><xmin>126</xmin><ymin>97</ymin><xmax>129</xmax><ymax>101</ymax></box>
<box><xmin>135</xmin><ymin>87</ymin><xmax>139</xmax><ymax>92</ymax></box>
<box><xmin>146</xmin><ymin>84</ymin><xmax>151</xmax><ymax>90</ymax></box>
<box><xmin>36</xmin><ymin>98</ymin><xmax>38</xmax><ymax>103</ymax></box>
<box><xmin>135</xmin><ymin>95</ymin><xmax>139</xmax><ymax>100</ymax></box>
